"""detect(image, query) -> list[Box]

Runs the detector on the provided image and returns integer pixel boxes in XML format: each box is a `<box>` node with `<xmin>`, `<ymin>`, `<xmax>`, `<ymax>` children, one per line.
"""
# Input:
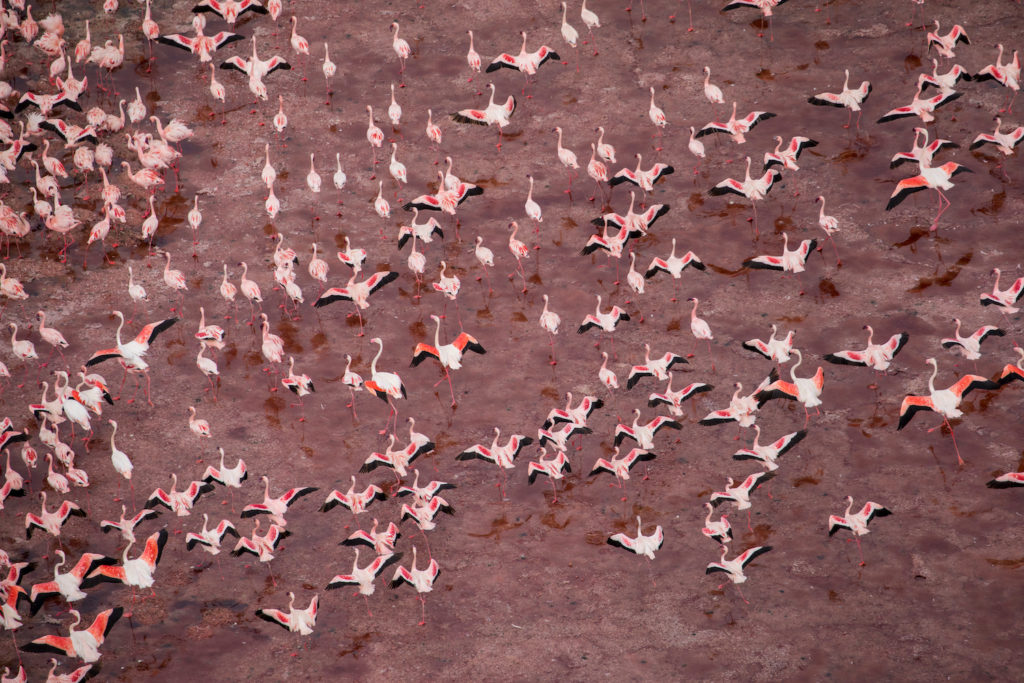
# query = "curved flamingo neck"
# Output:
<box><xmin>927</xmin><ymin>361</ymin><xmax>938</xmax><ymax>393</ymax></box>
<box><xmin>371</xmin><ymin>340</ymin><xmax>383</xmax><ymax>374</ymax></box>
<box><xmin>790</xmin><ymin>350</ymin><xmax>803</xmax><ymax>377</ymax></box>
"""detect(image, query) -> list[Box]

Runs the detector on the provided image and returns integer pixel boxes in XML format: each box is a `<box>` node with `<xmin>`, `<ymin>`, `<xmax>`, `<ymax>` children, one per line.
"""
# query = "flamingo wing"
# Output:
<box><xmin>388</xmin><ymin>565</ymin><xmax>415</xmax><ymax>589</ymax></box>
<box><xmin>860</xmin><ymin>502</ymin><xmax>892</xmax><ymax>525</ymax></box>
<box><xmin>210</xmin><ymin>32</ymin><xmax>245</xmax><ymax>50</ymax></box>
<box><xmin>146</xmin><ymin>487</ymin><xmax>173</xmax><ymax>510</ymax></box>
<box><xmin>695</xmin><ymin>121</ymin><xmax>731</xmax><ymax>138</ymax></box>
<box><xmin>452</xmin><ymin>332</ymin><xmax>485</xmax><ymax>355</ymax></box>
<box><xmin>410</xmin><ymin>343</ymin><xmax>440</xmax><ymax>367</ymax></box>
<box><xmin>86</xmin><ymin>606</ymin><xmax>123</xmax><ymax>642</ymax></box>
<box><xmin>85</xmin><ymin>348</ymin><xmax>124</xmax><ymax>367</ymax></box>
<box><xmin>255</xmin><ymin>608</ymin><xmax>292</xmax><ymax>631</ymax></box>
<box><xmin>363</xmin><ymin>270</ymin><xmax>399</xmax><ymax>296</ymax></box>
<box><xmin>261</xmin><ymin>56</ymin><xmax>292</xmax><ymax>76</ymax></box>
<box><xmin>771</xmin><ymin>429</ymin><xmax>808</xmax><ymax>456</ymax></box>
<box><xmin>455</xmin><ymin>444</ymin><xmax>495</xmax><ymax>464</ymax></box>
<box><xmin>949</xmin><ymin>373</ymin><xmax>997</xmax><ymax>398</ymax></box>
<box><xmin>882</xmin><ymin>332</ymin><xmax>910</xmax><ymax>358</ymax></box>
<box><xmin>987</xmin><ymin>472</ymin><xmax>1024</xmax><ymax>488</ymax></box>
<box><xmin>827</xmin><ymin>514</ymin><xmax>852</xmax><ymax>535</ymax></box>
<box><xmin>403</xmin><ymin>194</ymin><xmax>443</xmax><ymax>211</ymax></box>
<box><xmin>312</xmin><ymin>286</ymin><xmax>354</xmax><ymax>308</ymax></box>
<box><xmin>606</xmin><ymin>532</ymin><xmax>638</xmax><ymax>553</ymax></box>
<box><xmin>156</xmin><ymin>33</ymin><xmax>198</xmax><ymax>52</ymax></box>
<box><xmin>824</xmin><ymin>349</ymin><xmax>872</xmax><ymax>366</ymax></box>
<box><xmin>621</xmin><ymin>448</ymin><xmax>656</xmax><ymax>467</ymax></box>
<box><xmin>896</xmin><ymin>394</ymin><xmax>936</xmax><ymax>430</ymax></box>
<box><xmin>21</xmin><ymin>634</ymin><xmax>77</xmax><ymax>658</ymax></box>
<box><xmin>755</xmin><ymin>379</ymin><xmax>799</xmax><ymax>406</ymax></box>
<box><xmin>708</xmin><ymin>178</ymin><xmax>747</xmax><ymax>197</ymax></box>
<box><xmin>534</xmin><ymin>46</ymin><xmax>560</xmax><ymax>65</ymax></box>
<box><xmin>83</xmin><ymin>563</ymin><xmax>127</xmax><ymax>587</ymax></box>
<box><xmin>736</xmin><ymin>544</ymin><xmax>772</xmax><ymax>567</ymax></box>
<box><xmin>699</xmin><ymin>409</ymin><xmax>740</xmax><ymax>425</ymax></box>
<box><xmin>877</xmin><ymin>105</ymin><xmax>918</xmax><ymax>124</ymax></box>
<box><xmin>737</xmin><ymin>111</ymin><xmax>776</xmax><ymax>132</ymax></box>
<box><xmin>485</xmin><ymin>53</ymin><xmax>521</xmax><ymax>72</ymax></box>
<box><xmin>609</xmin><ymin>167</ymin><xmax>640</xmax><ymax>187</ymax></box>
<box><xmin>139</xmin><ymin>529</ymin><xmax>168</xmax><ymax>568</ymax></box>
<box><xmin>885</xmin><ymin>175</ymin><xmax>930</xmax><ymax>210</ymax></box>
<box><xmin>744</xmin><ymin>255</ymin><xmax>786</xmax><ymax>271</ymax></box>
<box><xmin>135</xmin><ymin>317</ymin><xmax>179</xmax><ymax>346</ymax></box>
<box><xmin>451</xmin><ymin>108</ymin><xmax>490</xmax><ymax>126</ymax></box>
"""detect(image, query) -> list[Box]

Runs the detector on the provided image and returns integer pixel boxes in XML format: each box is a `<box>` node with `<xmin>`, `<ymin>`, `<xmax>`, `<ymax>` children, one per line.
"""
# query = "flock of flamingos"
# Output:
<box><xmin>0</xmin><ymin>0</ymin><xmax>1021</xmax><ymax>679</ymax></box>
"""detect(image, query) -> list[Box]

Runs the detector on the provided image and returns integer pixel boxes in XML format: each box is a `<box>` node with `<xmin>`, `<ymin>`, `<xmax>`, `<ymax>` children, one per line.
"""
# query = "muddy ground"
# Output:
<box><xmin>1</xmin><ymin>0</ymin><xmax>1024</xmax><ymax>680</ymax></box>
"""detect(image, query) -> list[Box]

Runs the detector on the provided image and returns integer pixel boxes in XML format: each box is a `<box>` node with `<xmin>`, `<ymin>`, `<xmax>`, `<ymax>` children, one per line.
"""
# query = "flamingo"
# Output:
<box><xmin>537</xmin><ymin>422</ymin><xmax>592</xmax><ymax>453</ymax></box>
<box><xmin>400</xmin><ymin>496</ymin><xmax>453</xmax><ymax>532</ymax></box>
<box><xmin>732</xmin><ymin>425</ymin><xmax>806</xmax><ymax>472</ymax></box>
<box><xmin>187</xmin><ymin>406</ymin><xmax>211</xmax><ymax>439</ymax></box>
<box><xmin>539</xmin><ymin>294</ymin><xmax>561</xmax><ymax>364</ymax></box>
<box><xmin>396</xmin><ymin>469</ymin><xmax>452</xmax><ymax>506</ymax></box>
<box><xmin>342</xmin><ymin>354</ymin><xmax>363</xmax><ymax>416</ymax></box>
<box><xmin>256</xmin><ymin>593</ymin><xmax>318</xmax><ymax>635</ymax></box>
<box><xmin>242</xmin><ymin>475</ymin><xmax>317</xmax><ymax>527</ymax></box>
<box><xmin>589</xmin><ymin>447</ymin><xmax>655</xmax><ymax>487</ymax></box>
<box><xmin>486</xmin><ymin>30</ymin><xmax>560</xmax><ymax>78</ymax></box>
<box><xmin>614</xmin><ymin>408</ymin><xmax>681</xmax><ymax>449</ymax></box>
<box><xmin>465</xmin><ymin>30</ymin><xmax>481</xmax><ymax>78</ymax></box>
<box><xmin>897</xmin><ymin>357</ymin><xmax>996</xmax><ymax>465</ymax></box>
<box><xmin>360</xmin><ymin>435</ymin><xmax>425</xmax><ymax>480</ymax></box>
<box><xmin>524</xmin><ymin>174</ymin><xmax>543</xmax><ymax>229</ymax></box>
<box><xmin>599</xmin><ymin>351</ymin><xmax>619</xmax><ymax>392</ymax></box>
<box><xmin>702</xmin><ymin>503</ymin><xmax>732</xmax><ymax>544</ymax></box>
<box><xmin>578</xmin><ymin>295</ymin><xmax>630</xmax><ymax>335</ymax></box>
<box><xmin>920</xmin><ymin>58</ymin><xmax>972</xmax><ymax>94</ymax></box>
<box><xmin>313</xmin><ymin>266</ymin><xmax>399</xmax><ymax>336</ymax></box>
<box><xmin>763</xmin><ymin>135</ymin><xmax>818</xmax><ymax>172</ymax></box>
<box><xmin>146</xmin><ymin>473</ymin><xmax>213</xmax><ymax>516</ymax></box>
<box><xmin>273</xmin><ymin>94</ymin><xmax>287</xmax><ymax>133</ymax></box>
<box><xmin>580</xmin><ymin>0</ymin><xmax>601</xmax><ymax>54</ymax></box>
<box><xmin>451</xmin><ymin>83</ymin><xmax>518</xmax><ymax>148</ymax></box>
<box><xmin>608</xmin><ymin>516</ymin><xmax>663</xmax><ymax>560</ymax></box>
<box><xmin>702</xmin><ymin>66</ymin><xmax>724</xmax><ymax>104</ymax></box>
<box><xmin>306</xmin><ymin>153</ymin><xmax>321</xmax><ymax>193</ymax></box>
<box><xmin>21</xmin><ymin>607</ymin><xmax>123</xmax><ymax>663</ymax></box>
<box><xmin>974</xmin><ymin>44</ymin><xmax>1020</xmax><ymax>113</ymax></box>
<box><xmin>970</xmin><ymin>117</ymin><xmax>1024</xmax><ymax>156</ymax></box>
<box><xmin>389</xmin><ymin>22</ymin><xmax>411</xmax><ymax>78</ymax></box>
<box><xmin>507</xmin><ymin>221</ymin><xmax>530</xmax><ymax>292</ymax></box>
<box><xmin>647</xmin><ymin>87</ymin><xmax>668</xmax><ymax>144</ymax></box>
<box><xmin>326</xmin><ymin>549</ymin><xmax>402</xmax><ymax>607</ymax></box>
<box><xmin>587</xmin><ymin>143</ymin><xmax>609</xmax><ymax>201</ymax></box>
<box><xmin>158</xmin><ymin>15</ymin><xmax>242</xmax><ymax>63</ymax></box>
<box><xmin>705</xmin><ymin>545</ymin><xmax>772</xmax><ymax>603</ymax></box>
<box><xmin>710</xmin><ymin>157</ymin><xmax>780</xmax><ymax>236</ymax></box>
<box><xmin>553</xmin><ymin>126</ymin><xmax>579</xmax><ymax>194</ymax></box>
<box><xmin>342</xmin><ymin>518</ymin><xmax>401</xmax><ymax>555</ymax></box>
<box><xmin>365</xmin><ymin>105</ymin><xmax>384</xmax><ymax>168</ymax></box>
<box><xmin>85</xmin><ymin>530</ymin><xmax>168</xmax><ymax>592</ymax></box>
<box><xmin>926</xmin><ymin>20</ymin><xmax>969</xmax><ymax>59</ymax></box>
<box><xmin>389</xmin><ymin>546</ymin><xmax>440</xmax><ymax>625</ymax></box>
<box><xmin>627</xmin><ymin>343</ymin><xmax>687</xmax><ymax>389</ymax></box>
<box><xmin>193</xmin><ymin>0</ymin><xmax>268</xmax><ymax>24</ymax></box>
<box><xmin>885</xmin><ymin>160</ymin><xmax>972</xmax><ymax>231</ymax></box>
<box><xmin>281</xmin><ymin>356</ymin><xmax>315</xmax><ymax>412</ymax></box>
<box><xmin>647</xmin><ymin>373</ymin><xmax>713</xmax><ymax>416</ymax></box>
<box><xmin>411</xmin><ymin>315</ymin><xmax>485</xmax><ymax>406</ymax></box>
<box><xmin>456</xmin><ymin>427</ymin><xmax>533</xmax><ymax>498</ymax></box>
<box><xmin>981</xmin><ymin>267</ymin><xmax>1024</xmax><ymax>314</ymax></box>
<box><xmin>687</xmin><ymin>297</ymin><xmax>715</xmax><ymax>368</ymax></box>
<box><xmin>610</xmin><ymin>153</ymin><xmax>675</xmax><ymax>193</ymax></box>
<box><xmin>99</xmin><ymin>506</ymin><xmax>158</xmax><ymax>546</ymax></box>
<box><xmin>85</xmin><ymin>311</ymin><xmax>177</xmax><ymax>404</ymax></box>
<box><xmin>201</xmin><ymin>447</ymin><xmax>248</xmax><ymax>492</ymax></box>
<box><xmin>364</xmin><ymin>337</ymin><xmax>406</xmax><ymax>433</ymax></box>
<box><xmin>185</xmin><ymin>513</ymin><xmax>239</xmax><ymax>555</ymax></box>
<box><xmin>710</xmin><ymin>472</ymin><xmax>775</xmax><ymax>523</ymax></box>
<box><xmin>755</xmin><ymin>349</ymin><xmax>825</xmax><ymax>425</ymax></box>
<box><xmin>28</xmin><ymin>551</ymin><xmax>113</xmax><ymax>612</ymax></box>
<box><xmin>322</xmin><ymin>43</ymin><xmax>335</xmax><ymax>100</ymax></box>
<box><xmin>808</xmin><ymin>69</ymin><xmax>872</xmax><ymax>128</ymax></box>
<box><xmin>940</xmin><ymin>318</ymin><xmax>1004</xmax><ymax>361</ymax></box>
<box><xmin>743</xmin><ymin>324</ymin><xmax>795</xmax><ymax>364</ymax></box>
<box><xmin>231</xmin><ymin>518</ymin><xmax>288</xmax><ymax>564</ymax></box>
<box><xmin>828</xmin><ymin>496</ymin><xmax>891</xmax><ymax>565</ymax></box>
<box><xmin>688</xmin><ymin>127</ymin><xmax>706</xmax><ymax>175</ymax></box>
<box><xmin>744</xmin><ymin>232</ymin><xmax>817</xmax><ymax>275</ymax></box>
<box><xmin>700</xmin><ymin>372</ymin><xmax>777</xmax><ymax>432</ymax></box>
<box><xmin>877</xmin><ymin>82</ymin><xmax>962</xmax><ymax>124</ymax></box>
<box><xmin>642</xmin><ymin>239</ymin><xmax>705</xmax><ymax>300</ymax></box>
<box><xmin>595</xmin><ymin>126</ymin><xmax>616</xmax><ymax>164</ymax></box>
<box><xmin>824</xmin><ymin>325</ymin><xmax>909</xmax><ymax>373</ymax></box>
<box><xmin>697</xmin><ymin>101</ymin><xmax>776</xmax><ymax>144</ymax></box>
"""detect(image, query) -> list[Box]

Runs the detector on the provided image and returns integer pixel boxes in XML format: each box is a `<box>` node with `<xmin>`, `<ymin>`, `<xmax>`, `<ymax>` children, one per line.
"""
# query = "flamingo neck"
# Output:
<box><xmin>927</xmin><ymin>362</ymin><xmax>938</xmax><ymax>393</ymax></box>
